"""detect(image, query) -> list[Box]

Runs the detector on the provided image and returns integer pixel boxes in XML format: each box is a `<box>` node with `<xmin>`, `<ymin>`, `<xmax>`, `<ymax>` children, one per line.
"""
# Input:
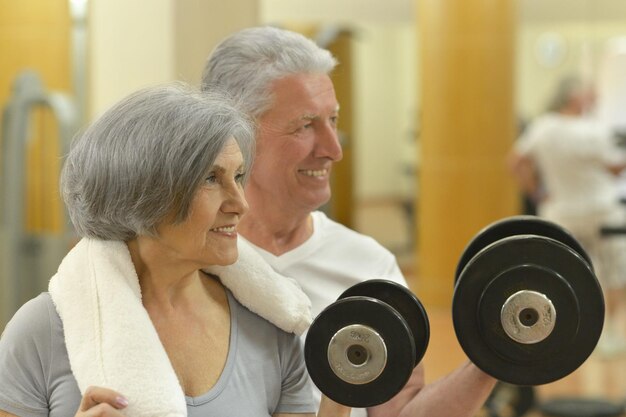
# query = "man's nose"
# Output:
<box><xmin>315</xmin><ymin>124</ymin><xmax>343</xmax><ymax>162</ymax></box>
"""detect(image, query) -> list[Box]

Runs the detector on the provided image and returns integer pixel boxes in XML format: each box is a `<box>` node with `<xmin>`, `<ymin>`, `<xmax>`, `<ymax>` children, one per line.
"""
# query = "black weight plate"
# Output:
<box><xmin>305</xmin><ymin>297</ymin><xmax>416</xmax><ymax>407</ymax></box>
<box><xmin>455</xmin><ymin>216</ymin><xmax>593</xmax><ymax>283</ymax></box>
<box><xmin>339</xmin><ymin>279</ymin><xmax>430</xmax><ymax>367</ymax></box>
<box><xmin>453</xmin><ymin>235</ymin><xmax>604</xmax><ymax>385</ymax></box>
<box><xmin>478</xmin><ymin>263</ymin><xmax>580</xmax><ymax>365</ymax></box>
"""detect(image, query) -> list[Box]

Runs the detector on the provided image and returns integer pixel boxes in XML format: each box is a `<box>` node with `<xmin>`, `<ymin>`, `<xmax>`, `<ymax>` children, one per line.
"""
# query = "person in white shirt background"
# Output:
<box><xmin>509</xmin><ymin>75</ymin><xmax>626</xmax><ymax>356</ymax></box>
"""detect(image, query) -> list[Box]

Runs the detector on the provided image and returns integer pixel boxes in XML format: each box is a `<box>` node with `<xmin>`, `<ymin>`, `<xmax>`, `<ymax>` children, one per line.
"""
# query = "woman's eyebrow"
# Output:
<box><xmin>208</xmin><ymin>163</ymin><xmax>245</xmax><ymax>174</ymax></box>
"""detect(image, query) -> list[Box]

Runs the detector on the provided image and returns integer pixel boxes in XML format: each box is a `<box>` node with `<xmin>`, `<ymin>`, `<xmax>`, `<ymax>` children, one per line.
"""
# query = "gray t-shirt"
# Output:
<box><xmin>0</xmin><ymin>292</ymin><xmax>315</xmax><ymax>417</ymax></box>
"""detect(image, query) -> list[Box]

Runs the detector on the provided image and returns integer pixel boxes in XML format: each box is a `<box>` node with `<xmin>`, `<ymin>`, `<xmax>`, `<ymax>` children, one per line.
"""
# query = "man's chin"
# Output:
<box><xmin>303</xmin><ymin>192</ymin><xmax>332</xmax><ymax>213</ymax></box>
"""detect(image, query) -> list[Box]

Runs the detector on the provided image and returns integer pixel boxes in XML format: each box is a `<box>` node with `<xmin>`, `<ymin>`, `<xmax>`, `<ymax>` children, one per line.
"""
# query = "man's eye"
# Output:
<box><xmin>294</xmin><ymin>124</ymin><xmax>312</xmax><ymax>134</ymax></box>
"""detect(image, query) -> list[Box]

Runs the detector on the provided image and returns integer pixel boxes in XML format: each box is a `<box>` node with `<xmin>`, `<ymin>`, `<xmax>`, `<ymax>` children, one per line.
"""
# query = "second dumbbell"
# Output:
<box><xmin>305</xmin><ymin>279</ymin><xmax>430</xmax><ymax>408</ymax></box>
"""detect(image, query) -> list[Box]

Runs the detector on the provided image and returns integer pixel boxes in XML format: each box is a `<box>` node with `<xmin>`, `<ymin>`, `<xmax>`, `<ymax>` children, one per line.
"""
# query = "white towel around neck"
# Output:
<box><xmin>48</xmin><ymin>238</ymin><xmax>311</xmax><ymax>417</ymax></box>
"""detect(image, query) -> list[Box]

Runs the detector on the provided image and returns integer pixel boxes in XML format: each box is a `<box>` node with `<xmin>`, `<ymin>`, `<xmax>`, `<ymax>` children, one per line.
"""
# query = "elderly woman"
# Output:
<box><xmin>0</xmin><ymin>84</ymin><xmax>349</xmax><ymax>417</ymax></box>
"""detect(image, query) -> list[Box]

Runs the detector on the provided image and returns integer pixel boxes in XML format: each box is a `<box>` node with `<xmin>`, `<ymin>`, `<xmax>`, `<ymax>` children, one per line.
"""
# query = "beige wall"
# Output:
<box><xmin>88</xmin><ymin>0</ymin><xmax>175</xmax><ymax>119</ymax></box>
<box><xmin>353</xmin><ymin>24</ymin><xmax>418</xmax><ymax>200</ymax></box>
<box><xmin>174</xmin><ymin>0</ymin><xmax>259</xmax><ymax>87</ymax></box>
<box><xmin>517</xmin><ymin>20</ymin><xmax>626</xmax><ymax>120</ymax></box>
<box><xmin>88</xmin><ymin>0</ymin><xmax>259</xmax><ymax>120</ymax></box>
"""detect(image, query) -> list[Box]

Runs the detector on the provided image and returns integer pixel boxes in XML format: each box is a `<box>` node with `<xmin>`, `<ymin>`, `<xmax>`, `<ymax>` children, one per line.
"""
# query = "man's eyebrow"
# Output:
<box><xmin>286</xmin><ymin>107</ymin><xmax>340</xmax><ymax>129</ymax></box>
<box><xmin>286</xmin><ymin>114</ymin><xmax>317</xmax><ymax>129</ymax></box>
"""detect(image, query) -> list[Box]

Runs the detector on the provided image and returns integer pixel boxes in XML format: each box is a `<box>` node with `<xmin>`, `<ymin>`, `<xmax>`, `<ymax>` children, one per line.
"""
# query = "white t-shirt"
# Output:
<box><xmin>244</xmin><ymin>211</ymin><xmax>408</xmax><ymax>417</ymax></box>
<box><xmin>516</xmin><ymin>113</ymin><xmax>626</xmax><ymax>229</ymax></box>
<box><xmin>516</xmin><ymin>113</ymin><xmax>626</xmax><ymax>287</ymax></box>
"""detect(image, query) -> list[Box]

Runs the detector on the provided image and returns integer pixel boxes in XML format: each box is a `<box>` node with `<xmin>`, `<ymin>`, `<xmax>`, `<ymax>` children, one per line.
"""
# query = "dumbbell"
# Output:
<box><xmin>304</xmin><ymin>279</ymin><xmax>430</xmax><ymax>407</ymax></box>
<box><xmin>453</xmin><ymin>215</ymin><xmax>605</xmax><ymax>386</ymax></box>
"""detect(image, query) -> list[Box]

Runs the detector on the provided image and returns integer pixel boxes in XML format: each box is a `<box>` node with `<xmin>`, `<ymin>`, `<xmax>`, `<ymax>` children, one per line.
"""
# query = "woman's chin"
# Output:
<box><xmin>210</xmin><ymin>251</ymin><xmax>239</xmax><ymax>267</ymax></box>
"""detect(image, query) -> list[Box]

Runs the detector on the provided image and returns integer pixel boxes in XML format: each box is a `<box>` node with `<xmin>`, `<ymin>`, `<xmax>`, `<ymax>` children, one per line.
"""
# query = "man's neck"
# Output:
<box><xmin>239</xmin><ymin>208</ymin><xmax>314</xmax><ymax>256</ymax></box>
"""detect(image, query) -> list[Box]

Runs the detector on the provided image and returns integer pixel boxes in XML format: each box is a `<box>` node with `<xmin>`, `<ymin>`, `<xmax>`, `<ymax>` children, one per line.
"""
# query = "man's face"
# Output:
<box><xmin>249</xmin><ymin>73</ymin><xmax>342</xmax><ymax>214</ymax></box>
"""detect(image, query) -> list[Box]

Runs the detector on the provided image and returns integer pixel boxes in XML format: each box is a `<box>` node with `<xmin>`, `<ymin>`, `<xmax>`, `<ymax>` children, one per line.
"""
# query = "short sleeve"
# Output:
<box><xmin>0</xmin><ymin>294</ymin><xmax>53</xmax><ymax>417</ymax></box>
<box><xmin>379</xmin><ymin>250</ymin><xmax>408</xmax><ymax>287</ymax></box>
<box><xmin>274</xmin><ymin>331</ymin><xmax>316</xmax><ymax>414</ymax></box>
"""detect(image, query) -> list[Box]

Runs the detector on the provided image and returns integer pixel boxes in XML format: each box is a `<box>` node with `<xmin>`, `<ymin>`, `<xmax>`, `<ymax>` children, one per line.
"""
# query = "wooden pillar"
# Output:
<box><xmin>416</xmin><ymin>0</ymin><xmax>519</xmax><ymax>308</ymax></box>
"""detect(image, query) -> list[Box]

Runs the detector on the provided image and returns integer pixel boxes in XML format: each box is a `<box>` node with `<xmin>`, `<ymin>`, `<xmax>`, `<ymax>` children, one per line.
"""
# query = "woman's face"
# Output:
<box><xmin>155</xmin><ymin>137</ymin><xmax>249</xmax><ymax>268</ymax></box>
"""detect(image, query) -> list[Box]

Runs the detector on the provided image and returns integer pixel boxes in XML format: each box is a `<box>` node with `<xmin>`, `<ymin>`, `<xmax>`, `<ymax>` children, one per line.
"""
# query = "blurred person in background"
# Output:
<box><xmin>509</xmin><ymin>76</ymin><xmax>626</xmax><ymax>356</ymax></box>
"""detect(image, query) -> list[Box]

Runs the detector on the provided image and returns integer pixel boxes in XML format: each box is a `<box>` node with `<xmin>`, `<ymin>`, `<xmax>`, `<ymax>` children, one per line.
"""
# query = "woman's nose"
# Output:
<box><xmin>222</xmin><ymin>183</ymin><xmax>249</xmax><ymax>215</ymax></box>
<box><xmin>315</xmin><ymin>124</ymin><xmax>343</xmax><ymax>162</ymax></box>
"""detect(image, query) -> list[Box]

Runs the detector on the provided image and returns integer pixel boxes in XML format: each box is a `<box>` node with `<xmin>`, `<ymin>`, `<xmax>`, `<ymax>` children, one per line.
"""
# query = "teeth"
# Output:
<box><xmin>212</xmin><ymin>226</ymin><xmax>235</xmax><ymax>233</ymax></box>
<box><xmin>302</xmin><ymin>169</ymin><xmax>328</xmax><ymax>177</ymax></box>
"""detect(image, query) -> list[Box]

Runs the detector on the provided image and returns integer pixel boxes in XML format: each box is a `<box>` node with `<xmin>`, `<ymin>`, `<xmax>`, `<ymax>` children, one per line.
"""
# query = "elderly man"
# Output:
<box><xmin>202</xmin><ymin>26</ymin><xmax>496</xmax><ymax>417</ymax></box>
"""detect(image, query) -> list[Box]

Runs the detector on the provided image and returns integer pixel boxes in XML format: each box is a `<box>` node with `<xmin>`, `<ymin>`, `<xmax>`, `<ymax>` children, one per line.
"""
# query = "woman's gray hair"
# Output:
<box><xmin>61</xmin><ymin>83</ymin><xmax>255</xmax><ymax>241</ymax></box>
<box><xmin>201</xmin><ymin>26</ymin><xmax>337</xmax><ymax>117</ymax></box>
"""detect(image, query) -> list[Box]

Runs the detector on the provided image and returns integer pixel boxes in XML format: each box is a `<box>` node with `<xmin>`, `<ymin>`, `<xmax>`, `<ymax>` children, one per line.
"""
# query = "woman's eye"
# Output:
<box><xmin>235</xmin><ymin>172</ymin><xmax>246</xmax><ymax>183</ymax></box>
<box><xmin>205</xmin><ymin>174</ymin><xmax>217</xmax><ymax>184</ymax></box>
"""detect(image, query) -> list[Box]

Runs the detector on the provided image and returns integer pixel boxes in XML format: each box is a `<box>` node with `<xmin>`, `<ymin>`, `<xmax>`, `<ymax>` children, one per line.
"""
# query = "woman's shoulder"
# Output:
<box><xmin>2</xmin><ymin>293</ymin><xmax>56</xmax><ymax>338</ymax></box>
<box><xmin>230</xmin><ymin>291</ymin><xmax>302</xmax><ymax>349</ymax></box>
<box><xmin>0</xmin><ymin>293</ymin><xmax>75</xmax><ymax>416</ymax></box>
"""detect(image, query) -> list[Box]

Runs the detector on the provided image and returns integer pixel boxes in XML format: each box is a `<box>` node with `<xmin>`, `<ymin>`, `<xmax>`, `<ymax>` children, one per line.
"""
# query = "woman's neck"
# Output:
<box><xmin>126</xmin><ymin>238</ymin><xmax>216</xmax><ymax>310</ymax></box>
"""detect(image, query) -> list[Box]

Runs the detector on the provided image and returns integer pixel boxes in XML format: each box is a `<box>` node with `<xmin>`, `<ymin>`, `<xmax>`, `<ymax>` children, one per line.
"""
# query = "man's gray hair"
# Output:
<box><xmin>61</xmin><ymin>83</ymin><xmax>255</xmax><ymax>241</ymax></box>
<box><xmin>546</xmin><ymin>75</ymin><xmax>584</xmax><ymax>113</ymax></box>
<box><xmin>201</xmin><ymin>26</ymin><xmax>337</xmax><ymax>117</ymax></box>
